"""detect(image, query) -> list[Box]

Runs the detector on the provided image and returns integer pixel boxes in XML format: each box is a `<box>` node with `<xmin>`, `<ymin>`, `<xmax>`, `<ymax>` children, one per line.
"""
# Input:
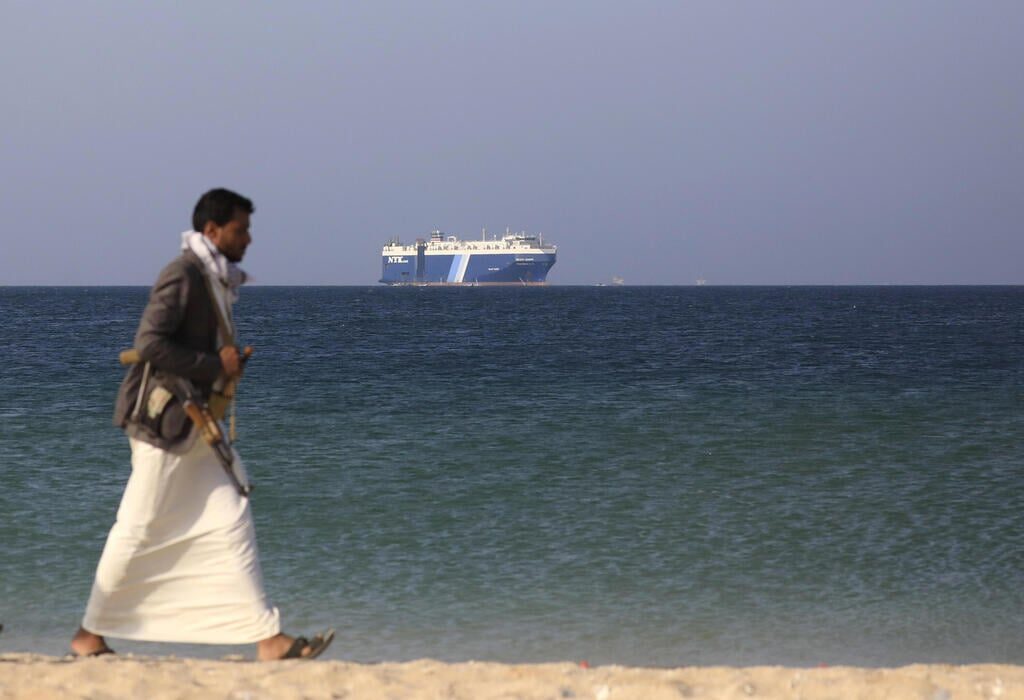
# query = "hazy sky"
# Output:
<box><xmin>1</xmin><ymin>2</ymin><xmax>1021</xmax><ymax>285</ymax></box>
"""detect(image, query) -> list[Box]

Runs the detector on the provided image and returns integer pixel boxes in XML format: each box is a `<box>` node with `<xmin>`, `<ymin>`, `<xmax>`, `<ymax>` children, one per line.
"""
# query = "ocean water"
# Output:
<box><xmin>0</xmin><ymin>285</ymin><xmax>1021</xmax><ymax>667</ymax></box>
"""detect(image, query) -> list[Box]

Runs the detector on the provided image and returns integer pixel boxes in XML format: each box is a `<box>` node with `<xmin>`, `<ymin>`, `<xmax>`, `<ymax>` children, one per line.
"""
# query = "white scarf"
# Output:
<box><xmin>180</xmin><ymin>231</ymin><xmax>247</xmax><ymax>345</ymax></box>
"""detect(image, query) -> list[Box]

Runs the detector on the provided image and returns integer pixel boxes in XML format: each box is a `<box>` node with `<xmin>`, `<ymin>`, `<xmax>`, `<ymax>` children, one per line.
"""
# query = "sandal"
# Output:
<box><xmin>280</xmin><ymin>629</ymin><xmax>335</xmax><ymax>660</ymax></box>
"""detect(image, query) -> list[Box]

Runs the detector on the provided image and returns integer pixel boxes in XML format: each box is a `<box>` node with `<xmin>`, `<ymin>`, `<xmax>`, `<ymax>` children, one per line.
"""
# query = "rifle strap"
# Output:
<box><xmin>131</xmin><ymin>361</ymin><xmax>152</xmax><ymax>421</ymax></box>
<box><xmin>198</xmin><ymin>268</ymin><xmax>237</xmax><ymax>347</ymax></box>
<box><xmin>199</xmin><ymin>267</ymin><xmax>240</xmax><ymax>442</ymax></box>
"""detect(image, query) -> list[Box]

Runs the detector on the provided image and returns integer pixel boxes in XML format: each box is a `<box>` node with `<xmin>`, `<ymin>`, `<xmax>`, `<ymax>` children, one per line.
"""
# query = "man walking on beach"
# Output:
<box><xmin>70</xmin><ymin>188</ymin><xmax>333</xmax><ymax>661</ymax></box>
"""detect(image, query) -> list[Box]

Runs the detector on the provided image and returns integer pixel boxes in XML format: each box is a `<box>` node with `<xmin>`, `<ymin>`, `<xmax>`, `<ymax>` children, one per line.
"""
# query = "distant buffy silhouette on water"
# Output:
<box><xmin>380</xmin><ymin>229</ymin><xmax>557</xmax><ymax>285</ymax></box>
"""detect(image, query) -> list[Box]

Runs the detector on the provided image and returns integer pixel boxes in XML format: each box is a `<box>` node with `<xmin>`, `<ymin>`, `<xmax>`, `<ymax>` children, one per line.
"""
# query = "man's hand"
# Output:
<box><xmin>219</xmin><ymin>345</ymin><xmax>245</xmax><ymax>378</ymax></box>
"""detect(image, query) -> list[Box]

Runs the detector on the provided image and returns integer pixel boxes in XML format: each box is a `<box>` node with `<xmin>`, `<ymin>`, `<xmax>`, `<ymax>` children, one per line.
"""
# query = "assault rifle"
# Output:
<box><xmin>176</xmin><ymin>379</ymin><xmax>253</xmax><ymax>497</ymax></box>
<box><xmin>120</xmin><ymin>347</ymin><xmax>254</xmax><ymax>497</ymax></box>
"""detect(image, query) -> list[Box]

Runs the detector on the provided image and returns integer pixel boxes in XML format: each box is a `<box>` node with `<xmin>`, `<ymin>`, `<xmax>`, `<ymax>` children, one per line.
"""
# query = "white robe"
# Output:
<box><xmin>82</xmin><ymin>433</ymin><xmax>281</xmax><ymax>644</ymax></box>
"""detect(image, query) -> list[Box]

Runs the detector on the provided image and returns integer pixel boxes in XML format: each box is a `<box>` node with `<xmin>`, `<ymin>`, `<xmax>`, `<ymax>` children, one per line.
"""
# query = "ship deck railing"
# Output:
<box><xmin>383</xmin><ymin>243</ymin><xmax>556</xmax><ymax>252</ymax></box>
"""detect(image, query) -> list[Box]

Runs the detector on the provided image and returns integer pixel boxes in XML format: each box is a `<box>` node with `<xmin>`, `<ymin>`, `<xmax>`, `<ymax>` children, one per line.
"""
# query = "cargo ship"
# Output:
<box><xmin>380</xmin><ymin>229</ymin><xmax>557</xmax><ymax>285</ymax></box>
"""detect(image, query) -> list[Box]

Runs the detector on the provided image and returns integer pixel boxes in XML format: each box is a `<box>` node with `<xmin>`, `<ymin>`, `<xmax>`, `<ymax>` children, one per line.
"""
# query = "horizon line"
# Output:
<box><xmin>2</xmin><ymin>283</ymin><xmax>1023</xmax><ymax>288</ymax></box>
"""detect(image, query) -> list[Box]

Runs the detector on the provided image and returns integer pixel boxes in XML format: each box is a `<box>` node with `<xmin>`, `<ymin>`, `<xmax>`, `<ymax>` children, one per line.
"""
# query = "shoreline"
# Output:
<box><xmin>0</xmin><ymin>654</ymin><xmax>1020</xmax><ymax>699</ymax></box>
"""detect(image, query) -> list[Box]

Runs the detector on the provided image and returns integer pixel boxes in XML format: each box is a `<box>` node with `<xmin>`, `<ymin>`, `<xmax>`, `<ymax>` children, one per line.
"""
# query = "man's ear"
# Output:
<box><xmin>203</xmin><ymin>220</ymin><xmax>219</xmax><ymax>238</ymax></box>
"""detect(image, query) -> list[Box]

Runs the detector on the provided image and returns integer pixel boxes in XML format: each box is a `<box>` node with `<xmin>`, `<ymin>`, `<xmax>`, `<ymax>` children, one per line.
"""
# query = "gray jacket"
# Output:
<box><xmin>113</xmin><ymin>250</ymin><xmax>224</xmax><ymax>448</ymax></box>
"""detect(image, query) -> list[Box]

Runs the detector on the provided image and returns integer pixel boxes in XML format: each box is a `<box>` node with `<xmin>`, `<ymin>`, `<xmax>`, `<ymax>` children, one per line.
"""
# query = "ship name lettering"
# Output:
<box><xmin>387</xmin><ymin>256</ymin><xmax>409</xmax><ymax>264</ymax></box>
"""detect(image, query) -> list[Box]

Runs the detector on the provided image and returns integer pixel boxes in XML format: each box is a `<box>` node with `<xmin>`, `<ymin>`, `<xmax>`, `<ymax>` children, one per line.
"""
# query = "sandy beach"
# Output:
<box><xmin>0</xmin><ymin>654</ymin><xmax>1020</xmax><ymax>699</ymax></box>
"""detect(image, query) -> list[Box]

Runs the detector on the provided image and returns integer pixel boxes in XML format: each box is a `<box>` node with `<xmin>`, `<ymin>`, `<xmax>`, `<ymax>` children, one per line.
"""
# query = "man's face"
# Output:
<box><xmin>205</xmin><ymin>209</ymin><xmax>252</xmax><ymax>263</ymax></box>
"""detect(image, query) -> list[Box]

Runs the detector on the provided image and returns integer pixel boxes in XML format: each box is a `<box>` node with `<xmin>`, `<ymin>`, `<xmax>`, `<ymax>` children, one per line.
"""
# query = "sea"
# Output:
<box><xmin>0</xmin><ymin>285</ymin><xmax>1021</xmax><ymax>667</ymax></box>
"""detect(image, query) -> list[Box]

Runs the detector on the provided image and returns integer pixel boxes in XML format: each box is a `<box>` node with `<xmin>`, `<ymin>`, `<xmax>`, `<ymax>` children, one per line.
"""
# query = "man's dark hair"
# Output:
<box><xmin>192</xmin><ymin>188</ymin><xmax>255</xmax><ymax>232</ymax></box>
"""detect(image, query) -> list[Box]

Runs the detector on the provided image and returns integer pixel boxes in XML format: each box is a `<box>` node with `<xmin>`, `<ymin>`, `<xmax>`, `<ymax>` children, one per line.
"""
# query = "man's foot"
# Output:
<box><xmin>257</xmin><ymin>629</ymin><xmax>335</xmax><ymax>661</ymax></box>
<box><xmin>69</xmin><ymin>627</ymin><xmax>115</xmax><ymax>657</ymax></box>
